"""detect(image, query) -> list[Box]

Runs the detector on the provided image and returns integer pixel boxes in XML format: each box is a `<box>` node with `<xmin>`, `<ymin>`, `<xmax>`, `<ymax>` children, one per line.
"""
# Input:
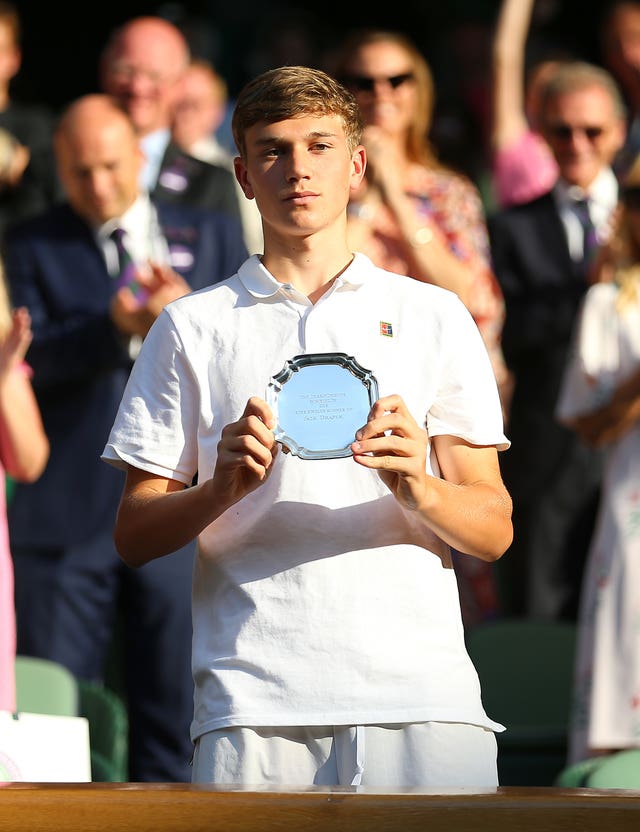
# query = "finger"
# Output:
<box><xmin>242</xmin><ymin>396</ymin><xmax>275</xmax><ymax>430</ymax></box>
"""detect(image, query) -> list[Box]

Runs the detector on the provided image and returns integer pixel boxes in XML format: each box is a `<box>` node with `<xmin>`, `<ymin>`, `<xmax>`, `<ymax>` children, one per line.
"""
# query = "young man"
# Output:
<box><xmin>103</xmin><ymin>66</ymin><xmax>513</xmax><ymax>788</ymax></box>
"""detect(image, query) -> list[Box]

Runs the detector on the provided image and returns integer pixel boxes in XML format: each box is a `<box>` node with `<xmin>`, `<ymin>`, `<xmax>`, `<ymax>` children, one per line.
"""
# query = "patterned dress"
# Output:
<box><xmin>556</xmin><ymin>281</ymin><xmax>640</xmax><ymax>763</ymax></box>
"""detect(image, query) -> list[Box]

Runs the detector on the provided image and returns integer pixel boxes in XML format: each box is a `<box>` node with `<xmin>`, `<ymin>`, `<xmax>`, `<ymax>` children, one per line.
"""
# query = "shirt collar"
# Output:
<box><xmin>554</xmin><ymin>167</ymin><xmax>619</xmax><ymax>210</ymax></box>
<box><xmin>140</xmin><ymin>128</ymin><xmax>171</xmax><ymax>190</ymax></box>
<box><xmin>96</xmin><ymin>194</ymin><xmax>154</xmax><ymax>242</ymax></box>
<box><xmin>237</xmin><ymin>252</ymin><xmax>370</xmax><ymax>299</ymax></box>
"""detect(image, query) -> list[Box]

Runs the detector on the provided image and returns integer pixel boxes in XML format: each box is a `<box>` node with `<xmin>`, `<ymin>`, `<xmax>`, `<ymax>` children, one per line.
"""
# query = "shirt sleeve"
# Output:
<box><xmin>426</xmin><ymin>295</ymin><xmax>510</xmax><ymax>451</ymax></box>
<box><xmin>101</xmin><ymin>308</ymin><xmax>200</xmax><ymax>485</ymax></box>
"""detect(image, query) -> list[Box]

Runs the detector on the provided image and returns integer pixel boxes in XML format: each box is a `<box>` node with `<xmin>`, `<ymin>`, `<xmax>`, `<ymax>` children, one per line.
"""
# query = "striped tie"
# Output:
<box><xmin>110</xmin><ymin>227</ymin><xmax>142</xmax><ymax>295</ymax></box>
<box><xmin>573</xmin><ymin>198</ymin><xmax>599</xmax><ymax>275</ymax></box>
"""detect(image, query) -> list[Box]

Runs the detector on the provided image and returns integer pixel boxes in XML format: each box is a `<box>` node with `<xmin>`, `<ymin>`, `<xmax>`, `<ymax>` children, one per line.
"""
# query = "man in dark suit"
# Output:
<box><xmin>488</xmin><ymin>62</ymin><xmax>627</xmax><ymax>621</ymax></box>
<box><xmin>4</xmin><ymin>94</ymin><xmax>247</xmax><ymax>782</ymax></box>
<box><xmin>99</xmin><ymin>15</ymin><xmax>242</xmax><ymax>224</ymax></box>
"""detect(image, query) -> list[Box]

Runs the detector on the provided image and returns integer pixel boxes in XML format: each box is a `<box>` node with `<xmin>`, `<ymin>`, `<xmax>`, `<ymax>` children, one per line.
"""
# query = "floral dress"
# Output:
<box><xmin>556</xmin><ymin>281</ymin><xmax>640</xmax><ymax>763</ymax></box>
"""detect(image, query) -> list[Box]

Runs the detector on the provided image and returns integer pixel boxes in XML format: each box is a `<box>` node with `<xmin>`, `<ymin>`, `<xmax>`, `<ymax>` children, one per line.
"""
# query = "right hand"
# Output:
<box><xmin>211</xmin><ymin>397</ymin><xmax>279</xmax><ymax>510</ymax></box>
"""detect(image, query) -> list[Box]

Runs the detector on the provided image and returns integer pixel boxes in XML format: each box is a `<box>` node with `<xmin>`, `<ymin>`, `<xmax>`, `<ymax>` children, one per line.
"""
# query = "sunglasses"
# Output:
<box><xmin>342</xmin><ymin>72</ymin><xmax>414</xmax><ymax>93</ymax></box>
<box><xmin>548</xmin><ymin>124</ymin><xmax>605</xmax><ymax>141</ymax></box>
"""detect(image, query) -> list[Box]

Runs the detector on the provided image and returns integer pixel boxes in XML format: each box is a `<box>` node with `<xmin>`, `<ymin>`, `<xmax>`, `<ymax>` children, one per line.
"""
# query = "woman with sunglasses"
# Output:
<box><xmin>557</xmin><ymin>154</ymin><xmax>640</xmax><ymax>766</ymax></box>
<box><xmin>332</xmin><ymin>29</ymin><xmax>508</xmax><ymax>409</ymax></box>
<box><xmin>333</xmin><ymin>29</ymin><xmax>509</xmax><ymax>628</ymax></box>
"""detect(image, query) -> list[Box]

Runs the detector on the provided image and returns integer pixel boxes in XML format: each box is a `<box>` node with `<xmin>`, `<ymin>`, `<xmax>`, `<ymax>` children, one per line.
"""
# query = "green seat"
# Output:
<box><xmin>77</xmin><ymin>679</ymin><xmax>129</xmax><ymax>782</ymax></box>
<box><xmin>585</xmin><ymin>750</ymin><xmax>640</xmax><ymax>789</ymax></box>
<box><xmin>554</xmin><ymin>756</ymin><xmax>605</xmax><ymax>787</ymax></box>
<box><xmin>466</xmin><ymin>618</ymin><xmax>577</xmax><ymax>786</ymax></box>
<box><xmin>14</xmin><ymin>655</ymin><xmax>79</xmax><ymax>716</ymax></box>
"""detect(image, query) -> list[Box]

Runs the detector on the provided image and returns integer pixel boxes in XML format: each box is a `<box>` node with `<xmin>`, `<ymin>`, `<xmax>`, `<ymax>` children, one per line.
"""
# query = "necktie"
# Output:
<box><xmin>573</xmin><ymin>198</ymin><xmax>599</xmax><ymax>274</ymax></box>
<box><xmin>110</xmin><ymin>227</ymin><xmax>142</xmax><ymax>295</ymax></box>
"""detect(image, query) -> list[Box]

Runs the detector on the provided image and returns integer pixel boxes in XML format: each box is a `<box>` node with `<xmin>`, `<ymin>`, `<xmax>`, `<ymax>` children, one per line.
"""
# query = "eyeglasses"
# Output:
<box><xmin>342</xmin><ymin>72</ymin><xmax>414</xmax><ymax>93</ymax></box>
<box><xmin>109</xmin><ymin>62</ymin><xmax>174</xmax><ymax>87</ymax></box>
<box><xmin>548</xmin><ymin>124</ymin><xmax>605</xmax><ymax>141</ymax></box>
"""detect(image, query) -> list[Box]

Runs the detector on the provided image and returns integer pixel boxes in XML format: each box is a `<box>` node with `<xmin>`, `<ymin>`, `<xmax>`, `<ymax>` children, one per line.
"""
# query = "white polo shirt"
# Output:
<box><xmin>103</xmin><ymin>253</ymin><xmax>509</xmax><ymax>741</ymax></box>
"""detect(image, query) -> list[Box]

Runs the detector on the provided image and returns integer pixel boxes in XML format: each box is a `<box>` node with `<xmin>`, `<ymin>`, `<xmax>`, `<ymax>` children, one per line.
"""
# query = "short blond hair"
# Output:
<box><xmin>232</xmin><ymin>65</ymin><xmax>362</xmax><ymax>159</ymax></box>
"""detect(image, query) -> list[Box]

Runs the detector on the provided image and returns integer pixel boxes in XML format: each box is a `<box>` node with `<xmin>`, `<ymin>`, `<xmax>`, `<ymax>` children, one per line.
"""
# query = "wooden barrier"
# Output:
<box><xmin>0</xmin><ymin>785</ymin><xmax>640</xmax><ymax>831</ymax></box>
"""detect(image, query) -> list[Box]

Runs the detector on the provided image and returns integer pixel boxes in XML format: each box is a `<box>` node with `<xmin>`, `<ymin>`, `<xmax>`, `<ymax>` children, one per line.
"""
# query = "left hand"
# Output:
<box><xmin>351</xmin><ymin>393</ymin><xmax>429</xmax><ymax>511</ymax></box>
<box><xmin>110</xmin><ymin>262</ymin><xmax>192</xmax><ymax>337</ymax></box>
<box><xmin>0</xmin><ymin>307</ymin><xmax>33</xmax><ymax>379</ymax></box>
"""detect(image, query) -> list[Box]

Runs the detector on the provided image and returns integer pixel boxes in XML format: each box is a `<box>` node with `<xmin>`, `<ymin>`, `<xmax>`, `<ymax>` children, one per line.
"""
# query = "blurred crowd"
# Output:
<box><xmin>1</xmin><ymin>0</ymin><xmax>640</xmax><ymax>781</ymax></box>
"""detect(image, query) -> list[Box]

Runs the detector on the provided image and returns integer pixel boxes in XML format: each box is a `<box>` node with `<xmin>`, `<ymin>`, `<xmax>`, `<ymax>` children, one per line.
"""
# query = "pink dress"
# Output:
<box><xmin>0</xmin><ymin>466</ymin><xmax>14</xmax><ymax>711</ymax></box>
<box><xmin>493</xmin><ymin>129</ymin><xmax>558</xmax><ymax>208</ymax></box>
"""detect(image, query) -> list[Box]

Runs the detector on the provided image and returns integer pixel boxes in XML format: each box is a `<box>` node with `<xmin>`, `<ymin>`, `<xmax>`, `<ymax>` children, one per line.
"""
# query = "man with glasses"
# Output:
<box><xmin>488</xmin><ymin>61</ymin><xmax>627</xmax><ymax>622</ymax></box>
<box><xmin>100</xmin><ymin>16</ymin><xmax>241</xmax><ymax>223</ymax></box>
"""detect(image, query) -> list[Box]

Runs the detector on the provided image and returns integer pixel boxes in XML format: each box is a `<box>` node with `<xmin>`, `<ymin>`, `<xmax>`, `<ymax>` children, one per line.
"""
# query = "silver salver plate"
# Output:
<box><xmin>266</xmin><ymin>352</ymin><xmax>379</xmax><ymax>460</ymax></box>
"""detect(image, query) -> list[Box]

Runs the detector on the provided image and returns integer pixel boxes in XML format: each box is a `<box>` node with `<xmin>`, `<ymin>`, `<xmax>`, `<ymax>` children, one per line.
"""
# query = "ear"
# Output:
<box><xmin>234</xmin><ymin>156</ymin><xmax>255</xmax><ymax>200</ymax></box>
<box><xmin>349</xmin><ymin>145</ymin><xmax>367</xmax><ymax>194</ymax></box>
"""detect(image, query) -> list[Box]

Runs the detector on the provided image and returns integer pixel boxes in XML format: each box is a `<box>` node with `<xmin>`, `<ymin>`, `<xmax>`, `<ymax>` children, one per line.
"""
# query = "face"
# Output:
<box><xmin>0</xmin><ymin>21</ymin><xmax>20</xmax><ymax>87</ymax></box>
<box><xmin>56</xmin><ymin>117</ymin><xmax>143</xmax><ymax>226</ymax></box>
<box><xmin>101</xmin><ymin>23</ymin><xmax>186</xmax><ymax>136</ymax></box>
<box><xmin>602</xmin><ymin>4</ymin><xmax>640</xmax><ymax>99</ymax></box>
<box><xmin>234</xmin><ymin>114</ymin><xmax>365</xmax><ymax>240</ymax></box>
<box><xmin>542</xmin><ymin>85</ymin><xmax>626</xmax><ymax>189</ymax></box>
<box><xmin>172</xmin><ymin>66</ymin><xmax>226</xmax><ymax>150</ymax></box>
<box><xmin>341</xmin><ymin>41</ymin><xmax>416</xmax><ymax>136</ymax></box>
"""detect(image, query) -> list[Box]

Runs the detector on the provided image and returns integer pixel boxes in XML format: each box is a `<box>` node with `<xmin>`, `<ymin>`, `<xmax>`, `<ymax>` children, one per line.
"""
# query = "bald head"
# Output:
<box><xmin>55</xmin><ymin>94</ymin><xmax>144</xmax><ymax>226</ymax></box>
<box><xmin>100</xmin><ymin>16</ymin><xmax>191</xmax><ymax>136</ymax></box>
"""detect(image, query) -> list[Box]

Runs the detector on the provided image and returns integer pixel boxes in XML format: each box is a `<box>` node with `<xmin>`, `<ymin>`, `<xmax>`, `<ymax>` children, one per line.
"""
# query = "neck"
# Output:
<box><xmin>261</xmin><ymin>227</ymin><xmax>354</xmax><ymax>302</ymax></box>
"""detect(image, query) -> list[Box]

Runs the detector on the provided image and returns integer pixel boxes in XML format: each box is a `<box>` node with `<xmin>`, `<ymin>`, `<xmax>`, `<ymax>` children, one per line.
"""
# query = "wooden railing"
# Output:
<box><xmin>1</xmin><ymin>784</ymin><xmax>639</xmax><ymax>831</ymax></box>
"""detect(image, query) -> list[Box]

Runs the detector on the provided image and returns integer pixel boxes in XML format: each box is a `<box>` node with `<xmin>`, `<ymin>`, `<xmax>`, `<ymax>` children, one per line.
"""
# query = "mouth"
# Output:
<box><xmin>284</xmin><ymin>191</ymin><xmax>318</xmax><ymax>204</ymax></box>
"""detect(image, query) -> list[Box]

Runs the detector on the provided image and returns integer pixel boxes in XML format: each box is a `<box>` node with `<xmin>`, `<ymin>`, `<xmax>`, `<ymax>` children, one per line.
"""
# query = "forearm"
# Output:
<box><xmin>570</xmin><ymin>367</ymin><xmax>640</xmax><ymax>447</ymax></box>
<box><xmin>114</xmin><ymin>473</ymin><xmax>232</xmax><ymax>568</ymax></box>
<box><xmin>413</xmin><ymin>476</ymin><xmax>513</xmax><ymax>562</ymax></box>
<box><xmin>384</xmin><ymin>185</ymin><xmax>474</xmax><ymax>305</ymax></box>
<box><xmin>491</xmin><ymin>0</ymin><xmax>535</xmax><ymax>148</ymax></box>
<box><xmin>0</xmin><ymin>370</ymin><xmax>49</xmax><ymax>482</ymax></box>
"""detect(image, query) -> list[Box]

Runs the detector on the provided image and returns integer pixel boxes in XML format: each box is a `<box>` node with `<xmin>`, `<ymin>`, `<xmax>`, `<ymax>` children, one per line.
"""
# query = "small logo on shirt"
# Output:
<box><xmin>380</xmin><ymin>321</ymin><xmax>393</xmax><ymax>337</ymax></box>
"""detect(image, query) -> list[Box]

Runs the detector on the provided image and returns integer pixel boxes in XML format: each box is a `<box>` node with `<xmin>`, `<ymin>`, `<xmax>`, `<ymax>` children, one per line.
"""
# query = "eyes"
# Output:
<box><xmin>260</xmin><ymin>141</ymin><xmax>333</xmax><ymax>160</ymax></box>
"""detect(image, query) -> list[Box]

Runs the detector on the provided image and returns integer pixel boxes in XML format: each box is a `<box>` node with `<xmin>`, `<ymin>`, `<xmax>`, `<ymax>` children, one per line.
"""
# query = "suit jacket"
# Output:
<box><xmin>4</xmin><ymin>201</ymin><xmax>248</xmax><ymax>547</ymax></box>
<box><xmin>152</xmin><ymin>142</ymin><xmax>241</xmax><ymax>222</ymax></box>
<box><xmin>488</xmin><ymin>191</ymin><xmax>597</xmax><ymax>494</ymax></box>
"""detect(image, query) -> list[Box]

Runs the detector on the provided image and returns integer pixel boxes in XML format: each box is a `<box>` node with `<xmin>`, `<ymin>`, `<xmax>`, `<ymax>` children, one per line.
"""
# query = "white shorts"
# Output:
<box><xmin>191</xmin><ymin>722</ymin><xmax>498</xmax><ymax>788</ymax></box>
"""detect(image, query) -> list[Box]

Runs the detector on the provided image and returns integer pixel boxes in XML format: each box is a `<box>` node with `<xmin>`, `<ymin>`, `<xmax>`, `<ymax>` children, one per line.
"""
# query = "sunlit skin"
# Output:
<box><xmin>54</xmin><ymin>98</ymin><xmax>143</xmax><ymax>227</ymax></box>
<box><xmin>100</xmin><ymin>18</ymin><xmax>188</xmax><ymax>137</ymax></box>
<box><xmin>338</xmin><ymin>40</ymin><xmax>416</xmax><ymax>185</ymax></box>
<box><xmin>542</xmin><ymin>85</ymin><xmax>626</xmax><ymax>190</ymax></box>
<box><xmin>0</xmin><ymin>20</ymin><xmax>20</xmax><ymax>111</ymax></box>
<box><xmin>172</xmin><ymin>63</ymin><xmax>227</xmax><ymax>151</ymax></box>
<box><xmin>234</xmin><ymin>114</ymin><xmax>366</xmax><ymax>287</ymax></box>
<box><xmin>602</xmin><ymin>3</ymin><xmax>640</xmax><ymax>111</ymax></box>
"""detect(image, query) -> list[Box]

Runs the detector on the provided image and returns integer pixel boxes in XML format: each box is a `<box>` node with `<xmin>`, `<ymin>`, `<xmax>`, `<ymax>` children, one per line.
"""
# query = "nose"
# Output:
<box><xmin>284</xmin><ymin>145</ymin><xmax>310</xmax><ymax>181</ymax></box>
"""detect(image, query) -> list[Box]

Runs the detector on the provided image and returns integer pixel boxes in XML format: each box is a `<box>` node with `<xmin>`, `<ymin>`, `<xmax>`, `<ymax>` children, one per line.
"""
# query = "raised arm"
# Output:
<box><xmin>0</xmin><ymin>307</ymin><xmax>49</xmax><ymax>482</ymax></box>
<box><xmin>491</xmin><ymin>0</ymin><xmax>536</xmax><ymax>152</ymax></box>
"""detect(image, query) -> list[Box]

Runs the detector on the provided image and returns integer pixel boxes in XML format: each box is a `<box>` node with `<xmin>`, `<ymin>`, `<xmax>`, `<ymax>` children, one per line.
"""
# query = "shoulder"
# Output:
<box><xmin>4</xmin><ymin>203</ymin><xmax>83</xmax><ymax>246</ymax></box>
